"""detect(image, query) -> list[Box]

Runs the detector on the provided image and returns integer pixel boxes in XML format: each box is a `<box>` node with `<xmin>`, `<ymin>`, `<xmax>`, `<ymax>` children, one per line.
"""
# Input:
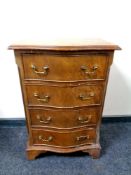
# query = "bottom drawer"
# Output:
<box><xmin>32</xmin><ymin>128</ymin><xmax>96</xmax><ymax>148</ymax></box>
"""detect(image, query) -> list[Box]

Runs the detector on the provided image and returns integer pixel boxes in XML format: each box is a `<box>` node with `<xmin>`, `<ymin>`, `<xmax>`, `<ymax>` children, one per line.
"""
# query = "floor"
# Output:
<box><xmin>0</xmin><ymin>122</ymin><xmax>131</xmax><ymax>175</ymax></box>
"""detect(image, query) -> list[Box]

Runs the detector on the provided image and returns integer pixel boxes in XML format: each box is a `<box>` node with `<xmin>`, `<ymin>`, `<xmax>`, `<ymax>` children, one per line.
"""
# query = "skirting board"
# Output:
<box><xmin>0</xmin><ymin>115</ymin><xmax>131</xmax><ymax>126</ymax></box>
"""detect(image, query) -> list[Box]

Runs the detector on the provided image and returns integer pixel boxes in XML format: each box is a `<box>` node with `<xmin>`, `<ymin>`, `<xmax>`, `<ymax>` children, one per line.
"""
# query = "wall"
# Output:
<box><xmin>0</xmin><ymin>0</ymin><xmax>131</xmax><ymax>118</ymax></box>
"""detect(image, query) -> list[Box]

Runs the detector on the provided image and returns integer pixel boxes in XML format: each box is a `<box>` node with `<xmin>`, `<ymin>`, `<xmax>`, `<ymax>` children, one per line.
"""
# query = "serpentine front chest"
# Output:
<box><xmin>9</xmin><ymin>39</ymin><xmax>120</xmax><ymax>160</ymax></box>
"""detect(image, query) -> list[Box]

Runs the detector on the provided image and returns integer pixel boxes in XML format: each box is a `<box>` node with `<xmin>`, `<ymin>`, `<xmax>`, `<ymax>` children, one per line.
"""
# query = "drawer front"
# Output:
<box><xmin>26</xmin><ymin>84</ymin><xmax>103</xmax><ymax>107</ymax></box>
<box><xmin>22</xmin><ymin>53</ymin><xmax>108</xmax><ymax>81</ymax></box>
<box><xmin>29</xmin><ymin>108</ymin><xmax>100</xmax><ymax>128</ymax></box>
<box><xmin>32</xmin><ymin>128</ymin><xmax>96</xmax><ymax>147</ymax></box>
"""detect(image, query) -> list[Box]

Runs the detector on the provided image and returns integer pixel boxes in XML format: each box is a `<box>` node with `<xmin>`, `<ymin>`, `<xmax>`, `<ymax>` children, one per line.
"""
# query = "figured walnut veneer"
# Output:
<box><xmin>9</xmin><ymin>39</ymin><xmax>120</xmax><ymax>160</ymax></box>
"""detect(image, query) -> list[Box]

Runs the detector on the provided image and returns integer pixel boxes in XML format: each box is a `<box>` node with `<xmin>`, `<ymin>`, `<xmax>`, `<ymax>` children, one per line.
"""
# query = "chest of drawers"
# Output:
<box><xmin>9</xmin><ymin>39</ymin><xmax>120</xmax><ymax>160</ymax></box>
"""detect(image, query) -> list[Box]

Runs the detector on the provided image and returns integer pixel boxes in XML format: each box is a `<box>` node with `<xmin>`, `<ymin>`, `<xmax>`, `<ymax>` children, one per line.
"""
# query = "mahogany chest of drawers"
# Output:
<box><xmin>9</xmin><ymin>39</ymin><xmax>120</xmax><ymax>160</ymax></box>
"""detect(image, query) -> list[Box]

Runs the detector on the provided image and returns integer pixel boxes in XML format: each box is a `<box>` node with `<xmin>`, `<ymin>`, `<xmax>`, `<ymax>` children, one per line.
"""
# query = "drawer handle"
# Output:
<box><xmin>34</xmin><ymin>93</ymin><xmax>50</xmax><ymax>103</ymax></box>
<box><xmin>37</xmin><ymin>115</ymin><xmax>52</xmax><ymax>124</ymax></box>
<box><xmin>81</xmin><ymin>65</ymin><xmax>98</xmax><ymax>76</ymax></box>
<box><xmin>78</xmin><ymin>115</ymin><xmax>92</xmax><ymax>124</ymax></box>
<box><xmin>38</xmin><ymin>135</ymin><xmax>53</xmax><ymax>142</ymax></box>
<box><xmin>79</xmin><ymin>92</ymin><xmax>95</xmax><ymax>100</ymax></box>
<box><xmin>31</xmin><ymin>65</ymin><xmax>49</xmax><ymax>75</ymax></box>
<box><xmin>76</xmin><ymin>135</ymin><xmax>89</xmax><ymax>141</ymax></box>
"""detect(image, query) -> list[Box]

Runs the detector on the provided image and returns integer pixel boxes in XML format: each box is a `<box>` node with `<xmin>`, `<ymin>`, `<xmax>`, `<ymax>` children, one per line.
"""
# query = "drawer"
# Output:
<box><xmin>26</xmin><ymin>84</ymin><xmax>103</xmax><ymax>107</ymax></box>
<box><xmin>22</xmin><ymin>53</ymin><xmax>108</xmax><ymax>81</ymax></box>
<box><xmin>29</xmin><ymin>108</ymin><xmax>100</xmax><ymax>129</ymax></box>
<box><xmin>32</xmin><ymin>128</ymin><xmax>96</xmax><ymax>147</ymax></box>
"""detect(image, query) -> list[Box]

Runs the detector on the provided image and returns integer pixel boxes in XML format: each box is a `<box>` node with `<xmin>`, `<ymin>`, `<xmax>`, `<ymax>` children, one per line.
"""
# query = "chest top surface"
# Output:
<box><xmin>8</xmin><ymin>38</ymin><xmax>121</xmax><ymax>51</ymax></box>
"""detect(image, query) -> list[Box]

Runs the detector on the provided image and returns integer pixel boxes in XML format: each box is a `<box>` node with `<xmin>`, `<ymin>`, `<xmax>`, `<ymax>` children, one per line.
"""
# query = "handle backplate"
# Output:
<box><xmin>78</xmin><ymin>115</ymin><xmax>92</xmax><ymax>124</ymax></box>
<box><xmin>39</xmin><ymin>135</ymin><xmax>53</xmax><ymax>142</ymax></box>
<box><xmin>37</xmin><ymin>115</ymin><xmax>52</xmax><ymax>124</ymax></box>
<box><xmin>79</xmin><ymin>92</ymin><xmax>95</xmax><ymax>100</ymax></box>
<box><xmin>76</xmin><ymin>135</ymin><xmax>89</xmax><ymax>141</ymax></box>
<box><xmin>34</xmin><ymin>92</ymin><xmax>50</xmax><ymax>103</ymax></box>
<box><xmin>81</xmin><ymin>65</ymin><xmax>98</xmax><ymax>76</ymax></box>
<box><xmin>31</xmin><ymin>64</ymin><xmax>49</xmax><ymax>75</ymax></box>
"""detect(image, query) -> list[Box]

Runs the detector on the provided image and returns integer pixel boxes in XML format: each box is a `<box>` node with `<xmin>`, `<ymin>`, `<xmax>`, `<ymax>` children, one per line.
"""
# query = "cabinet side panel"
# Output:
<box><xmin>14</xmin><ymin>51</ymin><xmax>33</xmax><ymax>144</ymax></box>
<box><xmin>96</xmin><ymin>51</ymin><xmax>114</xmax><ymax>143</ymax></box>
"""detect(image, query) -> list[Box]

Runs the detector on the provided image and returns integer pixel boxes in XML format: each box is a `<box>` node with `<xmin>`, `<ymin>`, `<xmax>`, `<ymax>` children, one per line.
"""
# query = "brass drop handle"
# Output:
<box><xmin>76</xmin><ymin>135</ymin><xmax>89</xmax><ymax>141</ymax></box>
<box><xmin>37</xmin><ymin>115</ymin><xmax>52</xmax><ymax>124</ymax></box>
<box><xmin>81</xmin><ymin>65</ymin><xmax>98</xmax><ymax>75</ymax></box>
<box><xmin>79</xmin><ymin>92</ymin><xmax>95</xmax><ymax>100</ymax></box>
<box><xmin>39</xmin><ymin>135</ymin><xmax>53</xmax><ymax>142</ymax></box>
<box><xmin>78</xmin><ymin>115</ymin><xmax>92</xmax><ymax>124</ymax></box>
<box><xmin>31</xmin><ymin>64</ymin><xmax>49</xmax><ymax>75</ymax></box>
<box><xmin>34</xmin><ymin>92</ymin><xmax>50</xmax><ymax>103</ymax></box>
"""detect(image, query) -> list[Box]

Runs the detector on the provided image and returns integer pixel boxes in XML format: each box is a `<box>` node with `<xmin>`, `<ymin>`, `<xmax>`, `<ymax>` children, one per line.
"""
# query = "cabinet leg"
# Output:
<box><xmin>83</xmin><ymin>148</ymin><xmax>101</xmax><ymax>159</ymax></box>
<box><xmin>26</xmin><ymin>150</ymin><xmax>47</xmax><ymax>160</ymax></box>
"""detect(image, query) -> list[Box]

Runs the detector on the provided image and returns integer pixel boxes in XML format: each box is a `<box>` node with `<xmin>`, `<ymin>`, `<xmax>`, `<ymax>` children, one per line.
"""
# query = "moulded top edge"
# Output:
<box><xmin>8</xmin><ymin>39</ymin><xmax>121</xmax><ymax>51</ymax></box>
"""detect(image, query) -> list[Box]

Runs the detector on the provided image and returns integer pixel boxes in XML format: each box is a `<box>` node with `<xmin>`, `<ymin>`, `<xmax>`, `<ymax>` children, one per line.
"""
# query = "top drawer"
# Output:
<box><xmin>22</xmin><ymin>53</ymin><xmax>109</xmax><ymax>82</ymax></box>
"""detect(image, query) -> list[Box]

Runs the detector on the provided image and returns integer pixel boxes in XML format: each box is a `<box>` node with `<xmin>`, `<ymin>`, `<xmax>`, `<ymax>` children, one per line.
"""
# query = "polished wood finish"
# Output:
<box><xmin>26</xmin><ymin>84</ymin><xmax>103</xmax><ymax>107</ymax></box>
<box><xmin>9</xmin><ymin>39</ymin><xmax>120</xmax><ymax>160</ymax></box>
<box><xmin>22</xmin><ymin>53</ymin><xmax>108</xmax><ymax>81</ymax></box>
<box><xmin>8</xmin><ymin>38</ymin><xmax>121</xmax><ymax>51</ymax></box>
<box><xmin>83</xmin><ymin>147</ymin><xmax>101</xmax><ymax>159</ymax></box>
<box><xmin>29</xmin><ymin>108</ymin><xmax>100</xmax><ymax>129</ymax></box>
<box><xmin>32</xmin><ymin>127</ymin><xmax>96</xmax><ymax>147</ymax></box>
